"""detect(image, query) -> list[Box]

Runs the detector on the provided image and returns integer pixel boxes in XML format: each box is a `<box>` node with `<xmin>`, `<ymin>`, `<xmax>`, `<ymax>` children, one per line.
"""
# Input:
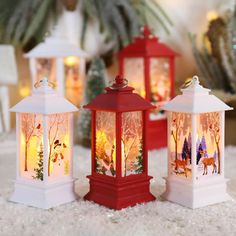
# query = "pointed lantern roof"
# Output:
<box><xmin>25</xmin><ymin>33</ymin><xmax>89</xmax><ymax>58</ymax></box>
<box><xmin>118</xmin><ymin>25</ymin><xmax>178</xmax><ymax>57</ymax></box>
<box><xmin>10</xmin><ymin>78</ymin><xmax>78</xmax><ymax>114</ymax></box>
<box><xmin>84</xmin><ymin>75</ymin><xmax>155</xmax><ymax>112</ymax></box>
<box><xmin>162</xmin><ymin>76</ymin><xmax>233</xmax><ymax>113</ymax></box>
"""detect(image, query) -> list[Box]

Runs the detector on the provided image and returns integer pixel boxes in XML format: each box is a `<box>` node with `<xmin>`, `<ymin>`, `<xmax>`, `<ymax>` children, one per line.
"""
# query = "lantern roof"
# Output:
<box><xmin>162</xmin><ymin>76</ymin><xmax>233</xmax><ymax>113</ymax></box>
<box><xmin>118</xmin><ymin>25</ymin><xmax>178</xmax><ymax>57</ymax></box>
<box><xmin>25</xmin><ymin>35</ymin><xmax>89</xmax><ymax>58</ymax></box>
<box><xmin>84</xmin><ymin>75</ymin><xmax>155</xmax><ymax>112</ymax></box>
<box><xmin>10</xmin><ymin>78</ymin><xmax>78</xmax><ymax>114</ymax></box>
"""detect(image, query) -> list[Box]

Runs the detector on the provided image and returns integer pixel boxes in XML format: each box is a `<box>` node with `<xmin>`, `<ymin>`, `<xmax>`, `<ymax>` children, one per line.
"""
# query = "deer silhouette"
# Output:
<box><xmin>175</xmin><ymin>154</ymin><xmax>190</xmax><ymax>178</ymax></box>
<box><xmin>200</xmin><ymin>151</ymin><xmax>217</xmax><ymax>175</ymax></box>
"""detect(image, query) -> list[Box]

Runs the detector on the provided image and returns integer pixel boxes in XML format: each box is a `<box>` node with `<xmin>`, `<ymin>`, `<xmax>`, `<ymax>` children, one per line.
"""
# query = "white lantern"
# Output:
<box><xmin>10</xmin><ymin>78</ymin><xmax>78</xmax><ymax>209</ymax></box>
<box><xmin>162</xmin><ymin>76</ymin><xmax>233</xmax><ymax>208</ymax></box>
<box><xmin>25</xmin><ymin>34</ymin><xmax>89</xmax><ymax>107</ymax></box>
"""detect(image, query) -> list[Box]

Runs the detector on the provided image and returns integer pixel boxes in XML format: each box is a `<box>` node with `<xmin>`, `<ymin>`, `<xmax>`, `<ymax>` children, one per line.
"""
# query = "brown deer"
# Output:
<box><xmin>175</xmin><ymin>154</ymin><xmax>190</xmax><ymax>178</ymax></box>
<box><xmin>200</xmin><ymin>151</ymin><xmax>217</xmax><ymax>175</ymax></box>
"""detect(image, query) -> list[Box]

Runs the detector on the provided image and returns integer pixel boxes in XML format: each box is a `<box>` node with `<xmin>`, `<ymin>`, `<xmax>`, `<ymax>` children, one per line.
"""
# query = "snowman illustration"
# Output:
<box><xmin>51</xmin><ymin>139</ymin><xmax>67</xmax><ymax>176</ymax></box>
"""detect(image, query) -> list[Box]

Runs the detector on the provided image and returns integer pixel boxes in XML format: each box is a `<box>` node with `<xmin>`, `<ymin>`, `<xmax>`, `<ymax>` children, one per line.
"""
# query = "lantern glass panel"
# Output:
<box><xmin>150</xmin><ymin>58</ymin><xmax>171</xmax><ymax>119</ymax></box>
<box><xmin>95</xmin><ymin>111</ymin><xmax>116</xmax><ymax>176</ymax></box>
<box><xmin>170</xmin><ymin>112</ymin><xmax>192</xmax><ymax>179</ymax></box>
<box><xmin>64</xmin><ymin>56</ymin><xmax>82</xmax><ymax>107</ymax></box>
<box><xmin>124</xmin><ymin>58</ymin><xmax>145</xmax><ymax>97</ymax></box>
<box><xmin>196</xmin><ymin>112</ymin><xmax>221</xmax><ymax>177</ymax></box>
<box><xmin>47</xmin><ymin>113</ymin><xmax>70</xmax><ymax>179</ymax></box>
<box><xmin>121</xmin><ymin>111</ymin><xmax>143</xmax><ymax>177</ymax></box>
<box><xmin>36</xmin><ymin>58</ymin><xmax>57</xmax><ymax>86</ymax></box>
<box><xmin>19</xmin><ymin>113</ymin><xmax>44</xmax><ymax>180</ymax></box>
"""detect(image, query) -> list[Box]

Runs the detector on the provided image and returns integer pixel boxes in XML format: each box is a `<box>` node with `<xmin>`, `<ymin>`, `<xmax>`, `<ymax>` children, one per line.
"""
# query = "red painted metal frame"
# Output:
<box><xmin>84</xmin><ymin>76</ymin><xmax>156</xmax><ymax>210</ymax></box>
<box><xmin>118</xmin><ymin>26</ymin><xmax>178</xmax><ymax>150</ymax></box>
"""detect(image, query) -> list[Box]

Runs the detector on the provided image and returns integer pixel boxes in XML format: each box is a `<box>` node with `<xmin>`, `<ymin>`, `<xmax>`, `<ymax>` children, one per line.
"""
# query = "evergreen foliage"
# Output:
<box><xmin>189</xmin><ymin>6</ymin><xmax>236</xmax><ymax>93</ymax></box>
<box><xmin>135</xmin><ymin>141</ymin><xmax>143</xmax><ymax>174</ymax></box>
<box><xmin>33</xmin><ymin>143</ymin><xmax>44</xmax><ymax>181</ymax></box>
<box><xmin>181</xmin><ymin>137</ymin><xmax>189</xmax><ymax>160</ymax></box>
<box><xmin>197</xmin><ymin>143</ymin><xmax>203</xmax><ymax>165</ymax></box>
<box><xmin>0</xmin><ymin>0</ymin><xmax>172</xmax><ymax>52</ymax></box>
<box><xmin>78</xmin><ymin>57</ymin><xmax>107</xmax><ymax>147</ymax></box>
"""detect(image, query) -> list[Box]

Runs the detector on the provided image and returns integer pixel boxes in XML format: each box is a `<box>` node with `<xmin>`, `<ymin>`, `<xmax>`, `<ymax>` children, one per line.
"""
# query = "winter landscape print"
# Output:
<box><xmin>19</xmin><ymin>113</ymin><xmax>70</xmax><ymax>181</ymax></box>
<box><xmin>170</xmin><ymin>111</ymin><xmax>222</xmax><ymax>180</ymax></box>
<box><xmin>196</xmin><ymin>112</ymin><xmax>221</xmax><ymax>178</ymax></box>
<box><xmin>170</xmin><ymin>112</ymin><xmax>192</xmax><ymax>179</ymax></box>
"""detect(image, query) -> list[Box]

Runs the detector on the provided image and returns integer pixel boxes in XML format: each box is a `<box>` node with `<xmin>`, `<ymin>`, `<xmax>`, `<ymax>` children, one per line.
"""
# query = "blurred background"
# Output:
<box><xmin>0</xmin><ymin>0</ymin><xmax>235</xmax><ymax>144</ymax></box>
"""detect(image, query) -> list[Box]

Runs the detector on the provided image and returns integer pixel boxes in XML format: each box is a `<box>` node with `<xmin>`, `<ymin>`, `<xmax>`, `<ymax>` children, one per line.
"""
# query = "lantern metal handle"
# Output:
<box><xmin>181</xmin><ymin>75</ymin><xmax>199</xmax><ymax>89</ymax></box>
<box><xmin>34</xmin><ymin>77</ymin><xmax>55</xmax><ymax>89</ymax></box>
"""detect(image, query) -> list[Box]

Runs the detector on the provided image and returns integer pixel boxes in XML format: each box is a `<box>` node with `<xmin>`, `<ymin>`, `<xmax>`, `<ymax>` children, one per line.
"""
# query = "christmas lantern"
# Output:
<box><xmin>84</xmin><ymin>75</ymin><xmax>156</xmax><ymax>209</ymax></box>
<box><xmin>25</xmin><ymin>33</ymin><xmax>88</xmax><ymax>106</ymax></box>
<box><xmin>10</xmin><ymin>78</ymin><xmax>78</xmax><ymax>209</ymax></box>
<box><xmin>118</xmin><ymin>26</ymin><xmax>178</xmax><ymax>150</ymax></box>
<box><xmin>162</xmin><ymin>76</ymin><xmax>233</xmax><ymax>208</ymax></box>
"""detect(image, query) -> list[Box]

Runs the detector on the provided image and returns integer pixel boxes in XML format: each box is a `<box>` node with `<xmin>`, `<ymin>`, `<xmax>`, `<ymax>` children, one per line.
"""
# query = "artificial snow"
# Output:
<box><xmin>0</xmin><ymin>136</ymin><xmax>236</xmax><ymax>236</ymax></box>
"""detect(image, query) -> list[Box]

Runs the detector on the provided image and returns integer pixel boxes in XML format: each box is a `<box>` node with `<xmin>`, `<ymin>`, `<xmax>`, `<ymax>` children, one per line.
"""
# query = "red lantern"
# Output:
<box><xmin>118</xmin><ymin>26</ymin><xmax>178</xmax><ymax>150</ymax></box>
<box><xmin>84</xmin><ymin>75</ymin><xmax>156</xmax><ymax>209</ymax></box>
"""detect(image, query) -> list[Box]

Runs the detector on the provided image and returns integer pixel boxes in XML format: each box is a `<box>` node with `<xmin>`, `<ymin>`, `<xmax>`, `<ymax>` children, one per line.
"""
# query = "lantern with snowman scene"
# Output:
<box><xmin>84</xmin><ymin>75</ymin><xmax>156</xmax><ymax>210</ymax></box>
<box><xmin>10</xmin><ymin>78</ymin><xmax>78</xmax><ymax>209</ymax></box>
<box><xmin>25</xmin><ymin>33</ymin><xmax>88</xmax><ymax>107</ymax></box>
<box><xmin>118</xmin><ymin>26</ymin><xmax>178</xmax><ymax>150</ymax></box>
<box><xmin>162</xmin><ymin>76</ymin><xmax>233</xmax><ymax>208</ymax></box>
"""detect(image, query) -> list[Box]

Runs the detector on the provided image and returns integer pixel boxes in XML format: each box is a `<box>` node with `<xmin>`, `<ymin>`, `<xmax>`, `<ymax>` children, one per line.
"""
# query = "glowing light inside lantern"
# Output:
<box><xmin>19</xmin><ymin>84</ymin><xmax>30</xmax><ymax>97</ymax></box>
<box><xmin>64</xmin><ymin>56</ymin><xmax>78</xmax><ymax>67</ymax></box>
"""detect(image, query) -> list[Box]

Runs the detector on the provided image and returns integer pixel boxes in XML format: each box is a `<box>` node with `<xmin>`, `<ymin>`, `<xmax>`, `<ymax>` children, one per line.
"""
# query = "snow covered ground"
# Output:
<box><xmin>0</xmin><ymin>136</ymin><xmax>236</xmax><ymax>236</ymax></box>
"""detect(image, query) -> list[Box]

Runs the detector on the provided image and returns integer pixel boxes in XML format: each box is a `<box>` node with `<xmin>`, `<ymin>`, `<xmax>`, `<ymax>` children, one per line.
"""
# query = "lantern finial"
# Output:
<box><xmin>110</xmin><ymin>75</ymin><xmax>128</xmax><ymax>89</ymax></box>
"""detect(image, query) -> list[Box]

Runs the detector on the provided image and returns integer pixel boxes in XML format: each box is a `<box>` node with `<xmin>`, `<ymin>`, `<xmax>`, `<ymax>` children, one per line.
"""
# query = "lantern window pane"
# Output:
<box><xmin>36</xmin><ymin>58</ymin><xmax>57</xmax><ymax>86</ymax></box>
<box><xmin>47</xmin><ymin>113</ymin><xmax>70</xmax><ymax>179</ymax></box>
<box><xmin>19</xmin><ymin>113</ymin><xmax>44</xmax><ymax>180</ymax></box>
<box><xmin>64</xmin><ymin>57</ymin><xmax>83</xmax><ymax>107</ymax></box>
<box><xmin>196</xmin><ymin>112</ymin><xmax>221</xmax><ymax>177</ymax></box>
<box><xmin>124</xmin><ymin>58</ymin><xmax>145</xmax><ymax>98</ymax></box>
<box><xmin>95</xmin><ymin>111</ymin><xmax>116</xmax><ymax>176</ymax></box>
<box><xmin>150</xmin><ymin>58</ymin><xmax>171</xmax><ymax>120</ymax></box>
<box><xmin>121</xmin><ymin>111</ymin><xmax>143</xmax><ymax>177</ymax></box>
<box><xmin>170</xmin><ymin>112</ymin><xmax>192</xmax><ymax>179</ymax></box>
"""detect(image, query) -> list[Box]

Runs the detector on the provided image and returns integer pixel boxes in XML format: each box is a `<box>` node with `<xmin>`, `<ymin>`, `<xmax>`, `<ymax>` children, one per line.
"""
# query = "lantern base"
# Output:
<box><xmin>10</xmin><ymin>178</ymin><xmax>76</xmax><ymax>209</ymax></box>
<box><xmin>84</xmin><ymin>175</ymin><xmax>156</xmax><ymax>210</ymax></box>
<box><xmin>163</xmin><ymin>176</ymin><xmax>231</xmax><ymax>209</ymax></box>
<box><xmin>147</xmin><ymin>119</ymin><xmax>167</xmax><ymax>150</ymax></box>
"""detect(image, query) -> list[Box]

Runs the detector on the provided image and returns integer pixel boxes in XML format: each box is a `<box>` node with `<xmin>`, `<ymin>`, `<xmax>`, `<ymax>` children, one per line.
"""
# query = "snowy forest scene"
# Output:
<box><xmin>196</xmin><ymin>112</ymin><xmax>221</xmax><ymax>178</ymax></box>
<box><xmin>19</xmin><ymin>113</ymin><xmax>43</xmax><ymax>180</ymax></box>
<box><xmin>150</xmin><ymin>58</ymin><xmax>171</xmax><ymax>118</ymax></box>
<box><xmin>47</xmin><ymin>113</ymin><xmax>70</xmax><ymax>179</ymax></box>
<box><xmin>95</xmin><ymin>112</ymin><xmax>116</xmax><ymax>176</ymax></box>
<box><xmin>124</xmin><ymin>58</ymin><xmax>145</xmax><ymax>98</ymax></box>
<box><xmin>121</xmin><ymin>111</ymin><xmax>143</xmax><ymax>177</ymax></box>
<box><xmin>170</xmin><ymin>112</ymin><xmax>192</xmax><ymax>179</ymax></box>
<box><xmin>64</xmin><ymin>57</ymin><xmax>82</xmax><ymax>107</ymax></box>
<box><xmin>19</xmin><ymin>113</ymin><xmax>70</xmax><ymax>181</ymax></box>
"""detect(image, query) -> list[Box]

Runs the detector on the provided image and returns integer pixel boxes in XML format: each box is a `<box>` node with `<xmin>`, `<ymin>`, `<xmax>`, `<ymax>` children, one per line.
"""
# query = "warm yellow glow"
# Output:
<box><xmin>64</xmin><ymin>56</ymin><xmax>79</xmax><ymax>67</ymax></box>
<box><xmin>19</xmin><ymin>85</ymin><xmax>30</xmax><ymax>97</ymax></box>
<box><xmin>207</xmin><ymin>11</ymin><xmax>218</xmax><ymax>21</ymax></box>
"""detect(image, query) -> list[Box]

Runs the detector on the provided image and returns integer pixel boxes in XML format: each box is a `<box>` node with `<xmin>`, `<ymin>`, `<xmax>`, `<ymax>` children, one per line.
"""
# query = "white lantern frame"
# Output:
<box><xmin>10</xmin><ymin>79</ymin><xmax>78</xmax><ymax>209</ymax></box>
<box><xmin>162</xmin><ymin>76</ymin><xmax>233</xmax><ymax>208</ymax></box>
<box><xmin>25</xmin><ymin>35</ymin><xmax>89</xmax><ymax>96</ymax></box>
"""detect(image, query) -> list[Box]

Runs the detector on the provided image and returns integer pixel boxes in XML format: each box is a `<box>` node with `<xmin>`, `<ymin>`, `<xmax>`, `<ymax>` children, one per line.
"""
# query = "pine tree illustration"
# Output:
<box><xmin>135</xmin><ymin>142</ymin><xmax>143</xmax><ymax>174</ymax></box>
<box><xmin>33</xmin><ymin>143</ymin><xmax>44</xmax><ymax>181</ymax></box>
